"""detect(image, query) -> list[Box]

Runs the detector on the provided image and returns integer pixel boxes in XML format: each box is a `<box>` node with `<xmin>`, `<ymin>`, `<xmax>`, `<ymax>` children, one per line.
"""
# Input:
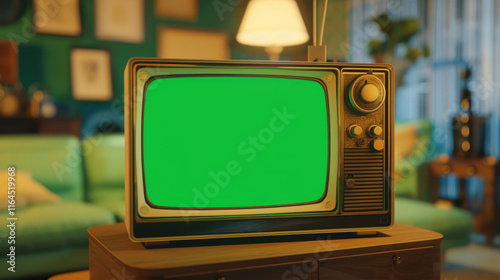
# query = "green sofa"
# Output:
<box><xmin>0</xmin><ymin>135</ymin><xmax>115</xmax><ymax>279</ymax></box>
<box><xmin>0</xmin><ymin>125</ymin><xmax>474</xmax><ymax>278</ymax></box>
<box><xmin>82</xmin><ymin>134</ymin><xmax>126</xmax><ymax>222</ymax></box>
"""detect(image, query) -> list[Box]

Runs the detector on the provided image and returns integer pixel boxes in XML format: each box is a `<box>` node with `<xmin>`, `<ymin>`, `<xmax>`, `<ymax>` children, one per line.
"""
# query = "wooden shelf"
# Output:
<box><xmin>0</xmin><ymin>117</ymin><xmax>80</xmax><ymax>138</ymax></box>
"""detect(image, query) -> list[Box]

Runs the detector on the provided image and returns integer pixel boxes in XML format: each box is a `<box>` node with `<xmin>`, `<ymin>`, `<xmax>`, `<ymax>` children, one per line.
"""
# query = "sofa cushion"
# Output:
<box><xmin>394</xmin><ymin>120</ymin><xmax>435</xmax><ymax>199</ymax></box>
<box><xmin>0</xmin><ymin>170</ymin><xmax>60</xmax><ymax>210</ymax></box>
<box><xmin>0</xmin><ymin>135</ymin><xmax>85</xmax><ymax>201</ymax></box>
<box><xmin>90</xmin><ymin>188</ymin><xmax>125</xmax><ymax>221</ymax></box>
<box><xmin>82</xmin><ymin>133</ymin><xmax>125</xmax><ymax>192</ymax></box>
<box><xmin>0</xmin><ymin>201</ymin><xmax>115</xmax><ymax>254</ymax></box>
<box><xmin>395</xmin><ymin>197</ymin><xmax>473</xmax><ymax>250</ymax></box>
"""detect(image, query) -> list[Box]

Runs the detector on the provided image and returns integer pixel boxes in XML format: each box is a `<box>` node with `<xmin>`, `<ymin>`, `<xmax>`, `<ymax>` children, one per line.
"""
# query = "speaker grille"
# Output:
<box><xmin>343</xmin><ymin>148</ymin><xmax>385</xmax><ymax>212</ymax></box>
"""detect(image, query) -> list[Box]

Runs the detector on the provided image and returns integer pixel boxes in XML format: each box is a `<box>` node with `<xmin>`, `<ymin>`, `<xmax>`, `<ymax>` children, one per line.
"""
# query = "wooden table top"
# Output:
<box><xmin>88</xmin><ymin>223</ymin><xmax>442</xmax><ymax>275</ymax></box>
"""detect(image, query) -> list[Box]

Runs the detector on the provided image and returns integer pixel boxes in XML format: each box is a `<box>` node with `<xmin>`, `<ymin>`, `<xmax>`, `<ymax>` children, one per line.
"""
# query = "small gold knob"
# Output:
<box><xmin>347</xmin><ymin>125</ymin><xmax>363</xmax><ymax>137</ymax></box>
<box><xmin>393</xmin><ymin>255</ymin><xmax>401</xmax><ymax>265</ymax></box>
<box><xmin>370</xmin><ymin>139</ymin><xmax>384</xmax><ymax>152</ymax></box>
<box><xmin>368</xmin><ymin>125</ymin><xmax>383</xmax><ymax>137</ymax></box>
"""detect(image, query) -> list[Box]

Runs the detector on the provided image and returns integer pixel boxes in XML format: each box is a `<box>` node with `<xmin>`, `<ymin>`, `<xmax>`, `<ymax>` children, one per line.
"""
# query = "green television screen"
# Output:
<box><xmin>142</xmin><ymin>76</ymin><xmax>329</xmax><ymax>209</ymax></box>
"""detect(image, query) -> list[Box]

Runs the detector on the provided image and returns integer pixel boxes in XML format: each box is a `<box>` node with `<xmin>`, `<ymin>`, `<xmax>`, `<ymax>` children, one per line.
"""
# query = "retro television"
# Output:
<box><xmin>124</xmin><ymin>58</ymin><xmax>394</xmax><ymax>243</ymax></box>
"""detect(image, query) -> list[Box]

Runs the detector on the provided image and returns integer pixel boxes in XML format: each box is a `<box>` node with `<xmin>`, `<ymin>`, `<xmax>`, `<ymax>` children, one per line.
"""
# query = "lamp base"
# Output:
<box><xmin>265</xmin><ymin>46</ymin><xmax>283</xmax><ymax>60</ymax></box>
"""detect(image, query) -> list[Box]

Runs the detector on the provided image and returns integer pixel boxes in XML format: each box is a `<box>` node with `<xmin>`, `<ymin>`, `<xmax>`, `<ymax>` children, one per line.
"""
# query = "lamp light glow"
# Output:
<box><xmin>236</xmin><ymin>0</ymin><xmax>309</xmax><ymax>59</ymax></box>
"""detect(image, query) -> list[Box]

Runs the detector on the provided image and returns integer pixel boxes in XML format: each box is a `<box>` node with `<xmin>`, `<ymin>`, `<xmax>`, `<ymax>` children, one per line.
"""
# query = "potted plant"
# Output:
<box><xmin>368</xmin><ymin>14</ymin><xmax>429</xmax><ymax>87</ymax></box>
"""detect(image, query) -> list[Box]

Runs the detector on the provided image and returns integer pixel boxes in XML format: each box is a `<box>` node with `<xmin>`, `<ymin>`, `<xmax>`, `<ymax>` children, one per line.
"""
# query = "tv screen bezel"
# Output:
<box><xmin>135</xmin><ymin>69</ymin><xmax>340</xmax><ymax>219</ymax></box>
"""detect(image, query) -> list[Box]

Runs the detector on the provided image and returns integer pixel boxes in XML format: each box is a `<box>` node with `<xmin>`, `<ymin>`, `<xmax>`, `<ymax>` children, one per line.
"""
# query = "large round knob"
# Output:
<box><xmin>368</xmin><ymin>125</ymin><xmax>383</xmax><ymax>137</ymax></box>
<box><xmin>347</xmin><ymin>74</ymin><xmax>386</xmax><ymax>114</ymax></box>
<box><xmin>347</xmin><ymin>125</ymin><xmax>363</xmax><ymax>137</ymax></box>
<box><xmin>360</xmin><ymin>84</ymin><xmax>379</xmax><ymax>102</ymax></box>
<box><xmin>370</xmin><ymin>139</ymin><xmax>384</xmax><ymax>152</ymax></box>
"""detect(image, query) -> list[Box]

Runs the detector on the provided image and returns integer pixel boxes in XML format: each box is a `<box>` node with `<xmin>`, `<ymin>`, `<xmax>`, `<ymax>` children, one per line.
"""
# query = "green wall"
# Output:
<box><xmin>0</xmin><ymin>0</ymin><xmax>242</xmax><ymax>127</ymax></box>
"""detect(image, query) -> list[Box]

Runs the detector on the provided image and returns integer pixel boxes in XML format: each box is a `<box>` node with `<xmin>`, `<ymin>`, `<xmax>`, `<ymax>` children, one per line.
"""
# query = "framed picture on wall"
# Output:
<box><xmin>32</xmin><ymin>0</ymin><xmax>81</xmax><ymax>36</ymax></box>
<box><xmin>70</xmin><ymin>48</ymin><xmax>113</xmax><ymax>101</ymax></box>
<box><xmin>94</xmin><ymin>0</ymin><xmax>144</xmax><ymax>43</ymax></box>
<box><xmin>154</xmin><ymin>0</ymin><xmax>198</xmax><ymax>21</ymax></box>
<box><xmin>157</xmin><ymin>26</ymin><xmax>229</xmax><ymax>60</ymax></box>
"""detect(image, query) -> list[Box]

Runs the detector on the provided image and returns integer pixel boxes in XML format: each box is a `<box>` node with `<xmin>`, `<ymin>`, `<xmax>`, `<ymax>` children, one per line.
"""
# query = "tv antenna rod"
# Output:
<box><xmin>308</xmin><ymin>0</ymin><xmax>328</xmax><ymax>62</ymax></box>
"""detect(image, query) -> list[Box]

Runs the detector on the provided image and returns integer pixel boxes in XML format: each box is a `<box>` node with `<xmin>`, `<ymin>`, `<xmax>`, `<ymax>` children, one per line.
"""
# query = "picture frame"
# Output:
<box><xmin>154</xmin><ymin>0</ymin><xmax>198</xmax><ymax>22</ymax></box>
<box><xmin>157</xmin><ymin>26</ymin><xmax>229</xmax><ymax>60</ymax></box>
<box><xmin>32</xmin><ymin>0</ymin><xmax>81</xmax><ymax>36</ymax></box>
<box><xmin>70</xmin><ymin>48</ymin><xmax>113</xmax><ymax>101</ymax></box>
<box><xmin>94</xmin><ymin>0</ymin><xmax>145</xmax><ymax>43</ymax></box>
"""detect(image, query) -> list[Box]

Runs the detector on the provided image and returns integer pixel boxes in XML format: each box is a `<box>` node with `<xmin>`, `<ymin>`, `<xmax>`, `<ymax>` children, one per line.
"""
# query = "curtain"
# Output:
<box><xmin>349</xmin><ymin>0</ymin><xmax>500</xmax><ymax>158</ymax></box>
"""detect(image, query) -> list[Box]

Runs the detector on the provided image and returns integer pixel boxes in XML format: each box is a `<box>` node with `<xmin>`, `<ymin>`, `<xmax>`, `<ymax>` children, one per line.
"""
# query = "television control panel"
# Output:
<box><xmin>341</xmin><ymin>69</ymin><xmax>391</xmax><ymax>214</ymax></box>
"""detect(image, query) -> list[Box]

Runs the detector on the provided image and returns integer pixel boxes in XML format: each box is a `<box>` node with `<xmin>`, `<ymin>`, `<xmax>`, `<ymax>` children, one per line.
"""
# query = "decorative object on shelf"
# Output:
<box><xmin>70</xmin><ymin>48</ymin><xmax>113</xmax><ymax>101</ymax></box>
<box><xmin>154</xmin><ymin>0</ymin><xmax>198</xmax><ymax>22</ymax></box>
<box><xmin>429</xmin><ymin>154</ymin><xmax>498</xmax><ymax>245</ymax></box>
<box><xmin>236</xmin><ymin>0</ymin><xmax>309</xmax><ymax>60</ymax></box>
<box><xmin>32</xmin><ymin>0</ymin><xmax>81</xmax><ymax>36</ymax></box>
<box><xmin>0</xmin><ymin>84</ymin><xmax>20</xmax><ymax>117</ymax></box>
<box><xmin>0</xmin><ymin>41</ymin><xmax>28</xmax><ymax>117</ymax></box>
<box><xmin>0</xmin><ymin>0</ymin><xmax>24</xmax><ymax>25</ymax></box>
<box><xmin>452</xmin><ymin>67</ymin><xmax>487</xmax><ymax>158</ymax></box>
<box><xmin>0</xmin><ymin>40</ymin><xmax>18</xmax><ymax>85</ymax></box>
<box><xmin>28</xmin><ymin>86</ymin><xmax>57</xmax><ymax>118</ymax></box>
<box><xmin>94</xmin><ymin>0</ymin><xmax>144</xmax><ymax>43</ymax></box>
<box><xmin>0</xmin><ymin>82</ymin><xmax>28</xmax><ymax>117</ymax></box>
<box><xmin>368</xmin><ymin>14</ymin><xmax>429</xmax><ymax>87</ymax></box>
<box><xmin>157</xmin><ymin>26</ymin><xmax>229</xmax><ymax>60</ymax></box>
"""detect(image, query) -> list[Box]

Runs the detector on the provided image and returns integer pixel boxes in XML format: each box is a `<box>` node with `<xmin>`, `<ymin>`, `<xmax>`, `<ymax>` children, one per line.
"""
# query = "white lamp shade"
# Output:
<box><xmin>236</xmin><ymin>0</ymin><xmax>309</xmax><ymax>47</ymax></box>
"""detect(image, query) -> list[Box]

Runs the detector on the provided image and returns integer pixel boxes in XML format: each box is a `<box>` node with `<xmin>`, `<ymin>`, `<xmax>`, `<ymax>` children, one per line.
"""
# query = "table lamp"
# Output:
<box><xmin>236</xmin><ymin>0</ymin><xmax>309</xmax><ymax>60</ymax></box>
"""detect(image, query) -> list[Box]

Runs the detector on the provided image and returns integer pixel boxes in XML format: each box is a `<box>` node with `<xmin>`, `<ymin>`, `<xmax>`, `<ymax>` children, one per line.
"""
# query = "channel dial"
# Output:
<box><xmin>347</xmin><ymin>74</ymin><xmax>386</xmax><ymax>114</ymax></box>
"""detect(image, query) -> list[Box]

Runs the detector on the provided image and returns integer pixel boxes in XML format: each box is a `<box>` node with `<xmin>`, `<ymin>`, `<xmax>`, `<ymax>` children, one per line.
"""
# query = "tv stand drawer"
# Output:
<box><xmin>172</xmin><ymin>262</ymin><xmax>314</xmax><ymax>280</ymax></box>
<box><xmin>318</xmin><ymin>247</ymin><xmax>440</xmax><ymax>280</ymax></box>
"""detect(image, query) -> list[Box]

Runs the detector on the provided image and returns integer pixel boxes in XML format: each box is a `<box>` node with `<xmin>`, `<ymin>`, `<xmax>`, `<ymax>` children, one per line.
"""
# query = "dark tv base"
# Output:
<box><xmin>142</xmin><ymin>230</ymin><xmax>381</xmax><ymax>249</ymax></box>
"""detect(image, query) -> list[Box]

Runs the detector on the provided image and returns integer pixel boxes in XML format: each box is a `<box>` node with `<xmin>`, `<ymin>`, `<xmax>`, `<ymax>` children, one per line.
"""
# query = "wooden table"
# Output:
<box><xmin>48</xmin><ymin>270</ymin><xmax>89</xmax><ymax>280</ymax></box>
<box><xmin>88</xmin><ymin>223</ymin><xmax>442</xmax><ymax>280</ymax></box>
<box><xmin>428</xmin><ymin>154</ymin><xmax>498</xmax><ymax>245</ymax></box>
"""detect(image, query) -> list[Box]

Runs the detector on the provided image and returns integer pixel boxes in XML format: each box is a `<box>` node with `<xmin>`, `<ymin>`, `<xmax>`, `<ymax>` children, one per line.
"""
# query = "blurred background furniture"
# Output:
<box><xmin>0</xmin><ymin>117</ymin><xmax>81</xmax><ymax>137</ymax></box>
<box><xmin>392</xmin><ymin>120</ymin><xmax>474</xmax><ymax>251</ymax></box>
<box><xmin>429</xmin><ymin>155</ymin><xmax>498</xmax><ymax>245</ymax></box>
<box><xmin>0</xmin><ymin>135</ymin><xmax>115</xmax><ymax>279</ymax></box>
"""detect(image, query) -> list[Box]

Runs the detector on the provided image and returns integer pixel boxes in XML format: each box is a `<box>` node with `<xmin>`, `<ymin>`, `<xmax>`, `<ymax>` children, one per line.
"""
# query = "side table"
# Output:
<box><xmin>428</xmin><ymin>154</ymin><xmax>498</xmax><ymax>245</ymax></box>
<box><xmin>88</xmin><ymin>223</ymin><xmax>442</xmax><ymax>280</ymax></box>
